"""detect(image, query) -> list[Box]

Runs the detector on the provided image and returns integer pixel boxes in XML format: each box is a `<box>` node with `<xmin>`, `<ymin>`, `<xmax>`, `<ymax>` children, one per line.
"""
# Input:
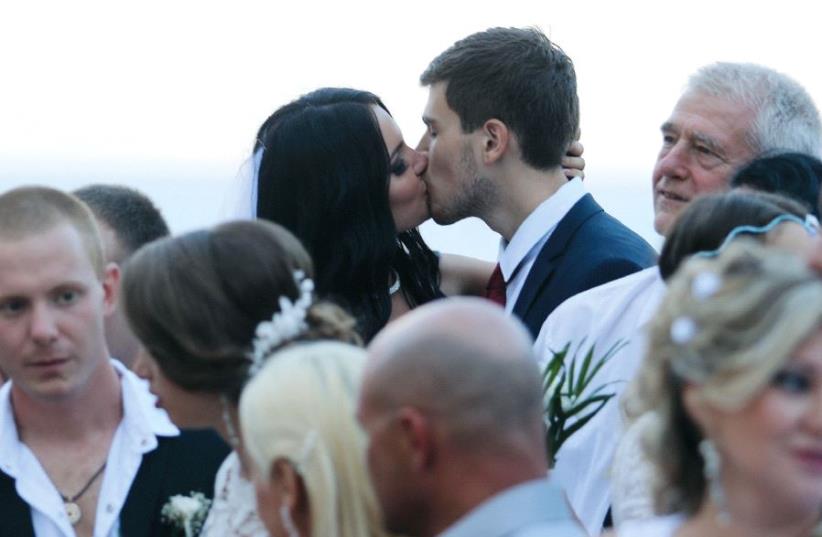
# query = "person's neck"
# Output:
<box><xmin>423</xmin><ymin>451</ymin><xmax>547</xmax><ymax>537</ymax></box>
<box><xmin>12</xmin><ymin>360</ymin><xmax>122</xmax><ymax>445</ymax></box>
<box><xmin>112</xmin><ymin>334</ymin><xmax>141</xmax><ymax>370</ymax></box>
<box><xmin>213</xmin><ymin>399</ymin><xmax>253</xmax><ymax>478</ymax></box>
<box><xmin>483</xmin><ymin>166</ymin><xmax>569</xmax><ymax>242</ymax></box>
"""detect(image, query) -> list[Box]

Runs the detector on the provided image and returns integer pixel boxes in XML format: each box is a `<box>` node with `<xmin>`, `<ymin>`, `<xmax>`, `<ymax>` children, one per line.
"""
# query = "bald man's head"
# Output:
<box><xmin>359</xmin><ymin>299</ymin><xmax>550</xmax><ymax>536</ymax></box>
<box><xmin>364</xmin><ymin>298</ymin><xmax>544</xmax><ymax>452</ymax></box>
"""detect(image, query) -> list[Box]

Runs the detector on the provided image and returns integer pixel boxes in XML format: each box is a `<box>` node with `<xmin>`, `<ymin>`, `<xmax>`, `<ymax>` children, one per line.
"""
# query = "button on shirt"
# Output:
<box><xmin>0</xmin><ymin>360</ymin><xmax>179</xmax><ymax>537</ymax></box>
<box><xmin>499</xmin><ymin>178</ymin><xmax>587</xmax><ymax>314</ymax></box>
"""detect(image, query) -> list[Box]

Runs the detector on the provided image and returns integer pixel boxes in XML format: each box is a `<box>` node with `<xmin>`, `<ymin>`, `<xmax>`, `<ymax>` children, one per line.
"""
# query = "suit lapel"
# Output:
<box><xmin>119</xmin><ymin>438</ymin><xmax>170</xmax><ymax>537</ymax></box>
<box><xmin>512</xmin><ymin>194</ymin><xmax>602</xmax><ymax>321</ymax></box>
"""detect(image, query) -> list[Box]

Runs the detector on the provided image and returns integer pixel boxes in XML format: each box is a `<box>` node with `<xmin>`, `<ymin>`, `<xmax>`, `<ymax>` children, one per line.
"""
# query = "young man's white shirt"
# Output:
<box><xmin>0</xmin><ymin>360</ymin><xmax>178</xmax><ymax>537</ymax></box>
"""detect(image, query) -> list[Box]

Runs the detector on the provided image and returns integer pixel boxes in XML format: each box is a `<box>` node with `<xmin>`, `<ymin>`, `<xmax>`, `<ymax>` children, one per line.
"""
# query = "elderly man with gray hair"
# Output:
<box><xmin>358</xmin><ymin>297</ymin><xmax>585</xmax><ymax>537</ymax></box>
<box><xmin>535</xmin><ymin>61</ymin><xmax>822</xmax><ymax>534</ymax></box>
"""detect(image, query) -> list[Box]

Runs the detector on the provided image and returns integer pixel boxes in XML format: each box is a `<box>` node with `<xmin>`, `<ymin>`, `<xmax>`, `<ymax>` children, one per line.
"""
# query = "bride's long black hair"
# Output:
<box><xmin>254</xmin><ymin>88</ymin><xmax>442</xmax><ymax>341</ymax></box>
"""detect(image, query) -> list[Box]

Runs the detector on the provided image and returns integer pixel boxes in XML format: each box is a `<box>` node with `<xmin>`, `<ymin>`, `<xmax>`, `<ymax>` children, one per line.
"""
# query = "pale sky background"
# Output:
<box><xmin>2</xmin><ymin>0</ymin><xmax>821</xmax><ymax>260</ymax></box>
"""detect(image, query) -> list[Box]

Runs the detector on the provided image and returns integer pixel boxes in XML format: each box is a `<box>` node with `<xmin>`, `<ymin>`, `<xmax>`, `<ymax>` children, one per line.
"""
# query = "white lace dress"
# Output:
<box><xmin>200</xmin><ymin>451</ymin><xmax>269</xmax><ymax>537</ymax></box>
<box><xmin>611</xmin><ymin>412</ymin><xmax>657</xmax><ymax>526</ymax></box>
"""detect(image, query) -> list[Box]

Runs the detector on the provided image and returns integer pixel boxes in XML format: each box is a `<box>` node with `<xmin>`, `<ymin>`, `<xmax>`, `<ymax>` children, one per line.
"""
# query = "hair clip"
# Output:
<box><xmin>249</xmin><ymin>270</ymin><xmax>314</xmax><ymax>376</ymax></box>
<box><xmin>295</xmin><ymin>430</ymin><xmax>319</xmax><ymax>472</ymax></box>
<box><xmin>670</xmin><ymin>316</ymin><xmax>697</xmax><ymax>345</ymax></box>
<box><xmin>691</xmin><ymin>271</ymin><xmax>722</xmax><ymax>300</ymax></box>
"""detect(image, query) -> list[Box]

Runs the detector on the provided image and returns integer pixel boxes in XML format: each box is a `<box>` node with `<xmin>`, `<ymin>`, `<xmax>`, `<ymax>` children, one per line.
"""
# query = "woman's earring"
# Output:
<box><xmin>280</xmin><ymin>503</ymin><xmax>300</xmax><ymax>537</ymax></box>
<box><xmin>699</xmin><ymin>438</ymin><xmax>730</xmax><ymax>524</ymax></box>
<box><xmin>219</xmin><ymin>395</ymin><xmax>241</xmax><ymax>448</ymax></box>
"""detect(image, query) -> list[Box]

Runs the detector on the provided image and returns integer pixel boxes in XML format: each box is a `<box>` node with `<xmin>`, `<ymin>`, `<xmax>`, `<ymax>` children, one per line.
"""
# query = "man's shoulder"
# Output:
<box><xmin>568</xmin><ymin>204</ymin><xmax>656</xmax><ymax>259</ymax></box>
<box><xmin>513</xmin><ymin>193</ymin><xmax>656</xmax><ymax>337</ymax></box>
<box><xmin>552</xmin><ymin>267</ymin><xmax>661</xmax><ymax>316</ymax></box>
<box><xmin>515</xmin><ymin>520</ymin><xmax>588</xmax><ymax>537</ymax></box>
<box><xmin>150</xmin><ymin>429</ymin><xmax>230</xmax><ymax>472</ymax></box>
<box><xmin>147</xmin><ymin>428</ymin><xmax>229</xmax><ymax>490</ymax></box>
<box><xmin>536</xmin><ymin>194</ymin><xmax>656</xmax><ymax>277</ymax></box>
<box><xmin>535</xmin><ymin>267</ymin><xmax>661</xmax><ymax>361</ymax></box>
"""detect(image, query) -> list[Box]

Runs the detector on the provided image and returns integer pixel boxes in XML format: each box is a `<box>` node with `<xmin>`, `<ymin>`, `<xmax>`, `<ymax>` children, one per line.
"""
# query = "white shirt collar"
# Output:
<box><xmin>112</xmin><ymin>359</ymin><xmax>179</xmax><ymax>444</ymax></box>
<box><xmin>0</xmin><ymin>359</ymin><xmax>179</xmax><ymax>537</ymax></box>
<box><xmin>0</xmin><ymin>360</ymin><xmax>177</xmax><ymax>464</ymax></box>
<box><xmin>498</xmin><ymin>178</ymin><xmax>586</xmax><ymax>282</ymax></box>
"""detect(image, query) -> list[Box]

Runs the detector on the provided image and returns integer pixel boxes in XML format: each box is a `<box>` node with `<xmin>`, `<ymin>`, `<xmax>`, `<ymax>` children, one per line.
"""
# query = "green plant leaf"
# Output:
<box><xmin>542</xmin><ymin>338</ymin><xmax>626</xmax><ymax>466</ymax></box>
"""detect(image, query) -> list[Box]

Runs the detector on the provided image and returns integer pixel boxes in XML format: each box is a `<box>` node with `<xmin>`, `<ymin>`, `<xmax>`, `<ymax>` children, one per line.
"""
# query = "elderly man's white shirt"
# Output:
<box><xmin>533</xmin><ymin>267</ymin><xmax>666</xmax><ymax>535</ymax></box>
<box><xmin>499</xmin><ymin>178</ymin><xmax>586</xmax><ymax>312</ymax></box>
<box><xmin>0</xmin><ymin>360</ymin><xmax>178</xmax><ymax>537</ymax></box>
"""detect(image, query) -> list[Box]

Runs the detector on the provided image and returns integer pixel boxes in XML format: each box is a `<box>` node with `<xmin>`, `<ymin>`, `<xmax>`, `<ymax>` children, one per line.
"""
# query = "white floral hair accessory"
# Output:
<box><xmin>669</xmin><ymin>271</ymin><xmax>721</xmax><ymax>348</ymax></box>
<box><xmin>669</xmin><ymin>315</ymin><xmax>706</xmax><ymax>380</ymax></box>
<box><xmin>670</xmin><ymin>316</ymin><xmax>697</xmax><ymax>345</ymax></box>
<box><xmin>249</xmin><ymin>270</ymin><xmax>314</xmax><ymax>376</ymax></box>
<box><xmin>691</xmin><ymin>271</ymin><xmax>722</xmax><ymax>301</ymax></box>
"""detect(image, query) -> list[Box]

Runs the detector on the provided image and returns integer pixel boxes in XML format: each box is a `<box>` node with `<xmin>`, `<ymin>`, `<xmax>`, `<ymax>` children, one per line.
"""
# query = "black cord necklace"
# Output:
<box><xmin>60</xmin><ymin>461</ymin><xmax>107</xmax><ymax>525</ymax></box>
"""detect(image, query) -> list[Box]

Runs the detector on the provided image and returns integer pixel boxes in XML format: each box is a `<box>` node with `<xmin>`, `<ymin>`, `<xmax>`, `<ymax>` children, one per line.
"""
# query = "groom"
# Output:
<box><xmin>418</xmin><ymin>27</ymin><xmax>656</xmax><ymax>335</ymax></box>
<box><xmin>0</xmin><ymin>186</ymin><xmax>227</xmax><ymax>537</ymax></box>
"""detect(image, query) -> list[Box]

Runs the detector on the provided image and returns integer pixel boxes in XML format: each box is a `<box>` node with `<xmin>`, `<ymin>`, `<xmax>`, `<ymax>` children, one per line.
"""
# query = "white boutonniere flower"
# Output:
<box><xmin>160</xmin><ymin>492</ymin><xmax>212</xmax><ymax>537</ymax></box>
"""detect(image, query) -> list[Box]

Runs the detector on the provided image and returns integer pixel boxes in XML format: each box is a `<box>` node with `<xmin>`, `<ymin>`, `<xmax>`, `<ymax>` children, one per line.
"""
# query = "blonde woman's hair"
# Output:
<box><xmin>635</xmin><ymin>240</ymin><xmax>822</xmax><ymax>515</ymax></box>
<box><xmin>239</xmin><ymin>341</ymin><xmax>390</xmax><ymax>537</ymax></box>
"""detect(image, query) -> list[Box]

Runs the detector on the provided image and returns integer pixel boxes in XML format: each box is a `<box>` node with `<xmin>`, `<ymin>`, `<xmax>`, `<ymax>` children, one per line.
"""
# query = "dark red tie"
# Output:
<box><xmin>485</xmin><ymin>263</ymin><xmax>506</xmax><ymax>306</ymax></box>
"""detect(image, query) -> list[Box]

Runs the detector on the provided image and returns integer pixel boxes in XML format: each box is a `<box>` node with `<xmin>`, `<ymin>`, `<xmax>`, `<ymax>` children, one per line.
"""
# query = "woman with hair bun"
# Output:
<box><xmin>240</xmin><ymin>341</ymin><xmax>392</xmax><ymax>537</ymax></box>
<box><xmin>122</xmin><ymin>219</ymin><xmax>360</xmax><ymax>537</ymax></box>
<box><xmin>611</xmin><ymin>241</ymin><xmax>822</xmax><ymax>537</ymax></box>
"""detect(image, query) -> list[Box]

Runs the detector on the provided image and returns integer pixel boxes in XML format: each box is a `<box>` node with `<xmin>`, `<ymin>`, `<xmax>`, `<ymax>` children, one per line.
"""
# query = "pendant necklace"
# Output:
<box><xmin>60</xmin><ymin>461</ymin><xmax>107</xmax><ymax>525</ymax></box>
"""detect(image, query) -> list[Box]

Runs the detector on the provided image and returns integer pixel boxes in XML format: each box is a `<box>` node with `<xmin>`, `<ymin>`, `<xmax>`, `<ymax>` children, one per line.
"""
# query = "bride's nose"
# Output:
<box><xmin>412</xmin><ymin>150</ymin><xmax>428</xmax><ymax>176</ymax></box>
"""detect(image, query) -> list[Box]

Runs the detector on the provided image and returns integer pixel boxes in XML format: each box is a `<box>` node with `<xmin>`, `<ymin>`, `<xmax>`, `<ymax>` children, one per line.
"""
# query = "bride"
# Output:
<box><xmin>121</xmin><ymin>219</ymin><xmax>360</xmax><ymax>536</ymax></box>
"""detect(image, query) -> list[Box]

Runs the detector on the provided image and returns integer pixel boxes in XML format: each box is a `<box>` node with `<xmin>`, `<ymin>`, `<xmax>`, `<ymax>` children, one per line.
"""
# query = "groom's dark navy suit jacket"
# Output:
<box><xmin>0</xmin><ymin>429</ymin><xmax>228</xmax><ymax>537</ymax></box>
<box><xmin>512</xmin><ymin>193</ymin><xmax>657</xmax><ymax>338</ymax></box>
